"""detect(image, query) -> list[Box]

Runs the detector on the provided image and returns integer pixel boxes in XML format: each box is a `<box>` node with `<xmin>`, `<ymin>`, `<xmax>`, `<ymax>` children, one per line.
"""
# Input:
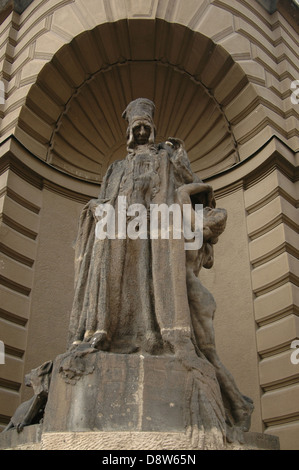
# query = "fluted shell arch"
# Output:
<box><xmin>18</xmin><ymin>19</ymin><xmax>249</xmax><ymax>183</ymax></box>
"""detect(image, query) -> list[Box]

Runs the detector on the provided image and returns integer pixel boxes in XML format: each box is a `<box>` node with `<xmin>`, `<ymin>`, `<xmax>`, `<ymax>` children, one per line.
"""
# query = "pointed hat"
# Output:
<box><xmin>122</xmin><ymin>98</ymin><xmax>155</xmax><ymax>125</ymax></box>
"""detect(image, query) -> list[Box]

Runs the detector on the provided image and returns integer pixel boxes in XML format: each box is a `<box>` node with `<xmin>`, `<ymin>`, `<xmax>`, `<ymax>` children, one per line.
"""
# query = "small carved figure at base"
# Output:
<box><xmin>3</xmin><ymin>361</ymin><xmax>52</xmax><ymax>433</ymax></box>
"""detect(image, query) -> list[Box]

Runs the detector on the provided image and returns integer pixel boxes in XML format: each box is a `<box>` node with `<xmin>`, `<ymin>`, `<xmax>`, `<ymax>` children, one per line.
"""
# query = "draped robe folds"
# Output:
<box><xmin>67</xmin><ymin>143</ymin><xmax>210</xmax><ymax>358</ymax></box>
<box><xmin>66</xmin><ymin>140</ymin><xmax>254</xmax><ymax>438</ymax></box>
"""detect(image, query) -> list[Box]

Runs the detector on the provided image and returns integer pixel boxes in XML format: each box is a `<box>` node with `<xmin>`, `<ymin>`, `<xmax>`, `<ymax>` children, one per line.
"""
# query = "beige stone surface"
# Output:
<box><xmin>1</xmin><ymin>196</ymin><xmax>39</xmax><ymax>235</ymax></box>
<box><xmin>5</xmin><ymin>171</ymin><xmax>41</xmax><ymax>207</ymax></box>
<box><xmin>0</xmin><ymin>427</ymin><xmax>280</xmax><ymax>450</ymax></box>
<box><xmin>247</xmin><ymin>199</ymin><xmax>298</xmax><ymax>240</ymax></box>
<box><xmin>1</xmin><ymin>253</ymin><xmax>33</xmax><ymax>291</ymax></box>
<box><xmin>40</xmin><ymin>431</ymin><xmax>215</xmax><ymax>450</ymax></box>
<box><xmin>256</xmin><ymin>315</ymin><xmax>299</xmax><ymax>356</ymax></box>
<box><xmin>0</xmin><ymin>318</ymin><xmax>27</xmax><ymax>352</ymax></box>
<box><xmin>0</xmin><ymin>354</ymin><xmax>24</xmax><ymax>385</ymax></box>
<box><xmin>0</xmin><ymin>225</ymin><xmax>36</xmax><ymax>264</ymax></box>
<box><xmin>196</xmin><ymin>5</ymin><xmax>234</xmax><ymax>40</ymax></box>
<box><xmin>244</xmin><ymin>170</ymin><xmax>298</xmax><ymax>212</ymax></box>
<box><xmin>259</xmin><ymin>349</ymin><xmax>299</xmax><ymax>389</ymax></box>
<box><xmin>261</xmin><ymin>384</ymin><xmax>299</xmax><ymax>424</ymax></box>
<box><xmin>39</xmin><ymin>430</ymin><xmax>277</xmax><ymax>451</ymax></box>
<box><xmin>0</xmin><ymin>284</ymin><xmax>30</xmax><ymax>322</ymax></box>
<box><xmin>251</xmin><ymin>253</ymin><xmax>298</xmax><ymax>296</ymax></box>
<box><xmin>0</xmin><ymin>389</ymin><xmax>20</xmax><ymax>424</ymax></box>
<box><xmin>254</xmin><ymin>283</ymin><xmax>299</xmax><ymax>324</ymax></box>
<box><xmin>0</xmin><ymin>164</ymin><xmax>43</xmax><ymax>431</ymax></box>
<box><xmin>249</xmin><ymin>224</ymin><xmax>298</xmax><ymax>267</ymax></box>
<box><xmin>21</xmin><ymin>187</ymin><xmax>84</xmax><ymax>401</ymax></box>
<box><xmin>265</xmin><ymin>422</ymin><xmax>299</xmax><ymax>451</ymax></box>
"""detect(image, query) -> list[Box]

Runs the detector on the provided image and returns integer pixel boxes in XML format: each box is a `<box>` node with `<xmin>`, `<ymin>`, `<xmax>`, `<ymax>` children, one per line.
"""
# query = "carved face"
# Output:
<box><xmin>132</xmin><ymin>121</ymin><xmax>152</xmax><ymax>145</ymax></box>
<box><xmin>203</xmin><ymin>207</ymin><xmax>227</xmax><ymax>243</ymax></box>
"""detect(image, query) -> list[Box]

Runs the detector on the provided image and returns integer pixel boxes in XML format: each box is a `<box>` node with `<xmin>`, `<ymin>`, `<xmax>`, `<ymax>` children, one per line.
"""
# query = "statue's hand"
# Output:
<box><xmin>207</xmin><ymin>193</ymin><xmax>216</xmax><ymax>209</ymax></box>
<box><xmin>177</xmin><ymin>183</ymin><xmax>214</xmax><ymax>205</ymax></box>
<box><xmin>165</xmin><ymin>137</ymin><xmax>185</xmax><ymax>150</ymax></box>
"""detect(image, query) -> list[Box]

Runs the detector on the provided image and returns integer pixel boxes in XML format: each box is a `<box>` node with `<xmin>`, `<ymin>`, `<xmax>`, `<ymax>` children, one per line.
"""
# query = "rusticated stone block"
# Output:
<box><xmin>0</xmin><ymin>427</ymin><xmax>280</xmax><ymax>450</ymax></box>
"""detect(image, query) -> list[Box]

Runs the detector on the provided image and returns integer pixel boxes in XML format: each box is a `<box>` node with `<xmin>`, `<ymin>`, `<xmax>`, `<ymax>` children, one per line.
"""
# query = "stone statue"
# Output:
<box><xmin>3</xmin><ymin>99</ymin><xmax>253</xmax><ymax>447</ymax></box>
<box><xmin>3</xmin><ymin>361</ymin><xmax>52</xmax><ymax>432</ymax></box>
<box><xmin>67</xmin><ymin>98</ymin><xmax>254</xmax><ymax>438</ymax></box>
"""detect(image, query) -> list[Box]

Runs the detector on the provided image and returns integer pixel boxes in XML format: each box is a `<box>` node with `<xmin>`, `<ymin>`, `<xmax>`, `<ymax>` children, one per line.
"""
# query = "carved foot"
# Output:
<box><xmin>89</xmin><ymin>331</ymin><xmax>109</xmax><ymax>350</ymax></box>
<box><xmin>73</xmin><ymin>342</ymin><xmax>97</xmax><ymax>357</ymax></box>
<box><xmin>16</xmin><ymin>422</ymin><xmax>25</xmax><ymax>433</ymax></box>
<box><xmin>225</xmin><ymin>423</ymin><xmax>245</xmax><ymax>444</ymax></box>
<box><xmin>232</xmin><ymin>395</ymin><xmax>254</xmax><ymax>432</ymax></box>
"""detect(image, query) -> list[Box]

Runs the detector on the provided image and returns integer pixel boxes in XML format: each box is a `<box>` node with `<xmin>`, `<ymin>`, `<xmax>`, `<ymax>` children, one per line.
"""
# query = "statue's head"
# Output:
<box><xmin>122</xmin><ymin>98</ymin><xmax>156</xmax><ymax>148</ymax></box>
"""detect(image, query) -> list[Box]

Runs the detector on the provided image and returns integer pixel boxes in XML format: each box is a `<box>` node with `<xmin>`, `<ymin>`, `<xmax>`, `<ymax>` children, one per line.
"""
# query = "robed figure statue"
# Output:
<box><xmin>67</xmin><ymin>98</ymin><xmax>253</xmax><ymax>437</ymax></box>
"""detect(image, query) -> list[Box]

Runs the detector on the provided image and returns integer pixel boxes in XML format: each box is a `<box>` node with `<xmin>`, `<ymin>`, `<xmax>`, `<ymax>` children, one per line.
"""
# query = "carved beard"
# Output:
<box><xmin>122</xmin><ymin>146</ymin><xmax>161</xmax><ymax>206</ymax></box>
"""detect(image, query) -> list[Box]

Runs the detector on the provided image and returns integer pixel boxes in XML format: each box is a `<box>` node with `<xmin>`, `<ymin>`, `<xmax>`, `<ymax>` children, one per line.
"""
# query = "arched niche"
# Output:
<box><xmin>17</xmin><ymin>19</ymin><xmax>250</xmax><ymax>183</ymax></box>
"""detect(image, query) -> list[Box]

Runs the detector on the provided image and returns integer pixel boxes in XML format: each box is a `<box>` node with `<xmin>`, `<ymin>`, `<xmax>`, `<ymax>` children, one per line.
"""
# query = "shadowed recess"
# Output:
<box><xmin>18</xmin><ymin>19</ymin><xmax>250</xmax><ymax>182</ymax></box>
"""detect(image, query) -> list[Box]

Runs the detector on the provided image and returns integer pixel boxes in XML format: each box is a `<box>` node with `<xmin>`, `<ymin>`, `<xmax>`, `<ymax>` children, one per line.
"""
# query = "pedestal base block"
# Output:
<box><xmin>42</xmin><ymin>350</ymin><xmax>226</xmax><ymax>446</ymax></box>
<box><xmin>0</xmin><ymin>428</ymin><xmax>280</xmax><ymax>450</ymax></box>
<box><xmin>0</xmin><ymin>351</ymin><xmax>280</xmax><ymax>450</ymax></box>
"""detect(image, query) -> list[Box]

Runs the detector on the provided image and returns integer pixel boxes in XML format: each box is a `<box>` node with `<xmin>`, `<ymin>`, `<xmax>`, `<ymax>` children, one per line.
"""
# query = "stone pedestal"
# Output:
<box><xmin>42</xmin><ymin>351</ymin><xmax>226</xmax><ymax>448</ymax></box>
<box><xmin>0</xmin><ymin>351</ymin><xmax>280</xmax><ymax>450</ymax></box>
